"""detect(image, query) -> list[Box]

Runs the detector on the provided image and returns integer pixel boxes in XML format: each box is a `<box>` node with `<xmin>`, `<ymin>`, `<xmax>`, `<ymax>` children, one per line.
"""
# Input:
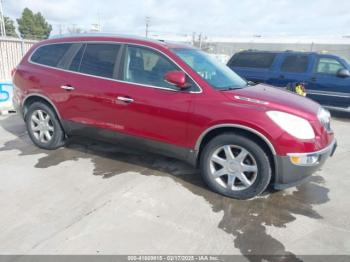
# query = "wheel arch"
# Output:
<box><xmin>195</xmin><ymin>124</ymin><xmax>277</xmax><ymax>180</ymax></box>
<box><xmin>22</xmin><ymin>94</ymin><xmax>61</xmax><ymax>120</ymax></box>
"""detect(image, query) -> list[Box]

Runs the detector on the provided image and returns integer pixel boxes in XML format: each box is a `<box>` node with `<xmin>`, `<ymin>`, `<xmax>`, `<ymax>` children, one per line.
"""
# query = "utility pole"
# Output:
<box><xmin>145</xmin><ymin>16</ymin><xmax>150</xmax><ymax>38</ymax></box>
<box><xmin>0</xmin><ymin>0</ymin><xmax>6</xmax><ymax>37</ymax></box>
<box><xmin>97</xmin><ymin>11</ymin><xmax>101</xmax><ymax>32</ymax></box>
<box><xmin>58</xmin><ymin>24</ymin><xmax>63</xmax><ymax>35</ymax></box>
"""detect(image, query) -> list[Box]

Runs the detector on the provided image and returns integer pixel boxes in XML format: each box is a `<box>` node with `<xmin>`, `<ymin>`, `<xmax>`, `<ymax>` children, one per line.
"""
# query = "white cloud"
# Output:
<box><xmin>3</xmin><ymin>0</ymin><xmax>350</xmax><ymax>37</ymax></box>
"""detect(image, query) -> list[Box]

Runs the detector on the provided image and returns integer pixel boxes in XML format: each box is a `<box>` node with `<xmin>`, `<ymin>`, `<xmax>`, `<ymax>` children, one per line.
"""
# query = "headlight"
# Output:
<box><xmin>267</xmin><ymin>111</ymin><xmax>315</xmax><ymax>140</ymax></box>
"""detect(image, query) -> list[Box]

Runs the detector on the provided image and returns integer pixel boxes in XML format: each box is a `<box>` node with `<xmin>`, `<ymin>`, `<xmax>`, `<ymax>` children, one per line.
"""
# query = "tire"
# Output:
<box><xmin>25</xmin><ymin>102</ymin><xmax>66</xmax><ymax>150</ymax></box>
<box><xmin>200</xmin><ymin>133</ymin><xmax>271</xmax><ymax>200</ymax></box>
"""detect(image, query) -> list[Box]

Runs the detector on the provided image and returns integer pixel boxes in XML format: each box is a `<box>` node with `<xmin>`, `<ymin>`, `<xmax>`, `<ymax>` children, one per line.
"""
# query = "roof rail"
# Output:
<box><xmin>49</xmin><ymin>33</ymin><xmax>161</xmax><ymax>43</ymax></box>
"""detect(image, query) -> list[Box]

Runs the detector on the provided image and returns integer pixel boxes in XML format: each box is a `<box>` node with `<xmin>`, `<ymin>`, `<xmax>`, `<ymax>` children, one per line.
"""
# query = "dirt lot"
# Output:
<box><xmin>0</xmin><ymin>113</ymin><xmax>349</xmax><ymax>260</ymax></box>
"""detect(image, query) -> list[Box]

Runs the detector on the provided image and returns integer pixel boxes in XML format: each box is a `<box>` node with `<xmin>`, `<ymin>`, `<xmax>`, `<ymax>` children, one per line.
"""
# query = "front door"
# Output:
<box><xmin>307</xmin><ymin>56</ymin><xmax>350</xmax><ymax>108</ymax></box>
<box><xmin>114</xmin><ymin>45</ymin><xmax>197</xmax><ymax>152</ymax></box>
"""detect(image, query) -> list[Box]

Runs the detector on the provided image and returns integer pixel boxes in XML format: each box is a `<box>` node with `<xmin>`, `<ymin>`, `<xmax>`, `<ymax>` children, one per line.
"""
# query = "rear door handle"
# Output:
<box><xmin>117</xmin><ymin>96</ymin><xmax>134</xmax><ymax>103</ymax></box>
<box><xmin>61</xmin><ymin>85</ymin><xmax>75</xmax><ymax>91</ymax></box>
<box><xmin>311</xmin><ymin>77</ymin><xmax>317</xmax><ymax>81</ymax></box>
<box><xmin>279</xmin><ymin>75</ymin><xmax>285</xmax><ymax>79</ymax></box>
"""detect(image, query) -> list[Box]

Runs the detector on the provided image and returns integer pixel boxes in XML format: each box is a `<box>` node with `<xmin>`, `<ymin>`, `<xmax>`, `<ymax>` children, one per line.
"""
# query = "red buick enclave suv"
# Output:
<box><xmin>12</xmin><ymin>34</ymin><xmax>336</xmax><ymax>199</ymax></box>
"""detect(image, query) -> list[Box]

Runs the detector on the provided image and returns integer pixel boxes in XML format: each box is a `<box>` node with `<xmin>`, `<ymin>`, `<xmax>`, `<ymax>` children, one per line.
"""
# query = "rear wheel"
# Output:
<box><xmin>200</xmin><ymin>133</ymin><xmax>271</xmax><ymax>199</ymax></box>
<box><xmin>25</xmin><ymin>102</ymin><xmax>66</xmax><ymax>150</ymax></box>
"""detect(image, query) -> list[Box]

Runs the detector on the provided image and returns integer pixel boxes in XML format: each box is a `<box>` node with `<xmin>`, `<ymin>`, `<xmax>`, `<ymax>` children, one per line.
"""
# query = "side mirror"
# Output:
<box><xmin>164</xmin><ymin>71</ymin><xmax>188</xmax><ymax>89</ymax></box>
<box><xmin>337</xmin><ymin>69</ymin><xmax>350</xmax><ymax>78</ymax></box>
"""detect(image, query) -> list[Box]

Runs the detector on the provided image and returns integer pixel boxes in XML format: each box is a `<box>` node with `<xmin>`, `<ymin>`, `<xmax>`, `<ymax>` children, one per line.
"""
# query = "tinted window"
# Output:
<box><xmin>229</xmin><ymin>52</ymin><xmax>276</xmax><ymax>69</ymax></box>
<box><xmin>79</xmin><ymin>43</ymin><xmax>120</xmax><ymax>78</ymax></box>
<box><xmin>69</xmin><ymin>45</ymin><xmax>85</xmax><ymax>71</ymax></box>
<box><xmin>316</xmin><ymin>57</ymin><xmax>345</xmax><ymax>75</ymax></box>
<box><xmin>31</xmin><ymin>43</ymin><xmax>72</xmax><ymax>67</ymax></box>
<box><xmin>281</xmin><ymin>55</ymin><xmax>309</xmax><ymax>73</ymax></box>
<box><xmin>123</xmin><ymin>46</ymin><xmax>179</xmax><ymax>89</ymax></box>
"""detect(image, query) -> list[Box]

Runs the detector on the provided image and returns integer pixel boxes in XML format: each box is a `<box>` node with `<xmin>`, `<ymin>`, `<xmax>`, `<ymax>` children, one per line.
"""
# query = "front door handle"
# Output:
<box><xmin>61</xmin><ymin>85</ymin><xmax>75</xmax><ymax>91</ymax></box>
<box><xmin>117</xmin><ymin>96</ymin><xmax>134</xmax><ymax>103</ymax></box>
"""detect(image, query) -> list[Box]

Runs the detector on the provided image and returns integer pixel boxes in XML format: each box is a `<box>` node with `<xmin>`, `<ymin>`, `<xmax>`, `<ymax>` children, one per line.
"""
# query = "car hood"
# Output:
<box><xmin>222</xmin><ymin>84</ymin><xmax>320</xmax><ymax>120</ymax></box>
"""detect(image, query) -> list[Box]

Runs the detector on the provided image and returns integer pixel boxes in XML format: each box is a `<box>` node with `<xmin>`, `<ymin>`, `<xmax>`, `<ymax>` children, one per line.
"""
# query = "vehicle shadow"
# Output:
<box><xmin>0</xmin><ymin>114</ymin><xmax>330</xmax><ymax>261</ymax></box>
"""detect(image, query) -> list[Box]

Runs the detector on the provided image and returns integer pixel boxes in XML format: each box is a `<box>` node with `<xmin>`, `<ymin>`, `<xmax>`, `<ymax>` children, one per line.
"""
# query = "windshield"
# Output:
<box><xmin>172</xmin><ymin>48</ymin><xmax>247</xmax><ymax>90</ymax></box>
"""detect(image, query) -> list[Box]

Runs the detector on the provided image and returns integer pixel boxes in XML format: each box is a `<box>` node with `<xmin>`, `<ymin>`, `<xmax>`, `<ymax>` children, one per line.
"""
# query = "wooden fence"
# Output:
<box><xmin>0</xmin><ymin>37</ymin><xmax>37</xmax><ymax>81</ymax></box>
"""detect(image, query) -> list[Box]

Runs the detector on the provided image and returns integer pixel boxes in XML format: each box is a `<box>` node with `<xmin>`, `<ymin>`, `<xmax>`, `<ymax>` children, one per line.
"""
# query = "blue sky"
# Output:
<box><xmin>3</xmin><ymin>0</ymin><xmax>350</xmax><ymax>37</ymax></box>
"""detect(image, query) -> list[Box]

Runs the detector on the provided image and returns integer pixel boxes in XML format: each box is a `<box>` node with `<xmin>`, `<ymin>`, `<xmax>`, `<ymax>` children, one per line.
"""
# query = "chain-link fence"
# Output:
<box><xmin>0</xmin><ymin>37</ymin><xmax>37</xmax><ymax>81</ymax></box>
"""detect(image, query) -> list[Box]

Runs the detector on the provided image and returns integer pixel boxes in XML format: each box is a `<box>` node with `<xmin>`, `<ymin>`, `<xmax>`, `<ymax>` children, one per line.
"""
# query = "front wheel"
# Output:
<box><xmin>200</xmin><ymin>133</ymin><xmax>272</xmax><ymax>200</ymax></box>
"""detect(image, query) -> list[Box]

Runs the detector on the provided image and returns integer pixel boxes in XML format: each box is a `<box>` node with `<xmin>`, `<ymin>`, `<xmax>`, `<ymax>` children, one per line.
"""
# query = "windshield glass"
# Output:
<box><xmin>172</xmin><ymin>48</ymin><xmax>247</xmax><ymax>90</ymax></box>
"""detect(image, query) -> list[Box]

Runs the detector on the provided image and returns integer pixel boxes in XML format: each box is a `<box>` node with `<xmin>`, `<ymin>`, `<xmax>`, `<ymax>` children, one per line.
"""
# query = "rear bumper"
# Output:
<box><xmin>12</xmin><ymin>94</ymin><xmax>21</xmax><ymax>113</ymax></box>
<box><xmin>12</xmin><ymin>84</ymin><xmax>24</xmax><ymax>117</ymax></box>
<box><xmin>273</xmin><ymin>139</ymin><xmax>337</xmax><ymax>190</ymax></box>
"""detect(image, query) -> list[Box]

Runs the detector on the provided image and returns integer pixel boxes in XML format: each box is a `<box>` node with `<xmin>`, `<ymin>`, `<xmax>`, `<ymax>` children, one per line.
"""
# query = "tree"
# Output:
<box><xmin>4</xmin><ymin>17</ymin><xmax>18</xmax><ymax>38</ymax></box>
<box><xmin>17</xmin><ymin>8</ymin><xmax>52</xmax><ymax>40</ymax></box>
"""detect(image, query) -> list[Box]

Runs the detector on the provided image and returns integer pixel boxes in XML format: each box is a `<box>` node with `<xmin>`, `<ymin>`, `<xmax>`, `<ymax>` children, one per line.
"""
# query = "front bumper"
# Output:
<box><xmin>273</xmin><ymin>139</ymin><xmax>337</xmax><ymax>190</ymax></box>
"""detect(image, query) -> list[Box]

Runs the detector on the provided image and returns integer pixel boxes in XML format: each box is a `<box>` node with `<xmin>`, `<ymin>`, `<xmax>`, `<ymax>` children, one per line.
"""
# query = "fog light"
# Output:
<box><xmin>289</xmin><ymin>155</ymin><xmax>319</xmax><ymax>166</ymax></box>
<box><xmin>290</xmin><ymin>156</ymin><xmax>301</xmax><ymax>165</ymax></box>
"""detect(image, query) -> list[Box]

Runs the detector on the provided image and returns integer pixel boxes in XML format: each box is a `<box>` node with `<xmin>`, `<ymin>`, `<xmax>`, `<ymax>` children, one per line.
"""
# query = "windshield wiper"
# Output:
<box><xmin>220</xmin><ymin>87</ymin><xmax>238</xmax><ymax>91</ymax></box>
<box><xmin>220</xmin><ymin>86</ymin><xmax>246</xmax><ymax>91</ymax></box>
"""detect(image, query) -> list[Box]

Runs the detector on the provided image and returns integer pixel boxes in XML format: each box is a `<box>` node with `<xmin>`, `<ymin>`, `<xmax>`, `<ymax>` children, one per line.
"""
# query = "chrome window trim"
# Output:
<box><xmin>195</xmin><ymin>124</ymin><xmax>276</xmax><ymax>155</ymax></box>
<box><xmin>28</xmin><ymin>41</ymin><xmax>202</xmax><ymax>94</ymax></box>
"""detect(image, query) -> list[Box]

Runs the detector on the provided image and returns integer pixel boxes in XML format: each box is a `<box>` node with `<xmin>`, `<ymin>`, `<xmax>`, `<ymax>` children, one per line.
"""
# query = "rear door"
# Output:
<box><xmin>307</xmin><ymin>56</ymin><xmax>350</xmax><ymax>108</ymax></box>
<box><xmin>271</xmin><ymin>53</ymin><xmax>312</xmax><ymax>87</ymax></box>
<box><xmin>57</xmin><ymin>42</ymin><xmax>125</xmax><ymax>133</ymax></box>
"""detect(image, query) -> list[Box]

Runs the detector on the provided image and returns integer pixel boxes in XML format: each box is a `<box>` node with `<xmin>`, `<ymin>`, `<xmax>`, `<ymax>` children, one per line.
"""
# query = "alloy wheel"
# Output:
<box><xmin>30</xmin><ymin>109</ymin><xmax>55</xmax><ymax>144</ymax></box>
<box><xmin>209</xmin><ymin>145</ymin><xmax>258</xmax><ymax>191</ymax></box>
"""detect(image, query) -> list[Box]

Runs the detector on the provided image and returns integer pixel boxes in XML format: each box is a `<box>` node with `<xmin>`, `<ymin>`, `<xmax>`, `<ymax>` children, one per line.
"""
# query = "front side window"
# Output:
<box><xmin>281</xmin><ymin>55</ymin><xmax>309</xmax><ymax>73</ymax></box>
<box><xmin>123</xmin><ymin>46</ymin><xmax>179</xmax><ymax>89</ymax></box>
<box><xmin>172</xmin><ymin>48</ymin><xmax>246</xmax><ymax>90</ymax></box>
<box><xmin>316</xmin><ymin>57</ymin><xmax>345</xmax><ymax>75</ymax></box>
<box><xmin>31</xmin><ymin>43</ymin><xmax>72</xmax><ymax>67</ymax></box>
<box><xmin>79</xmin><ymin>43</ymin><xmax>120</xmax><ymax>78</ymax></box>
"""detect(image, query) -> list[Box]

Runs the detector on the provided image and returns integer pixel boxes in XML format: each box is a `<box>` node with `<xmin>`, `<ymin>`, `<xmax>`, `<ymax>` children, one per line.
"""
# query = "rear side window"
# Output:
<box><xmin>281</xmin><ymin>55</ymin><xmax>309</xmax><ymax>73</ymax></box>
<box><xmin>229</xmin><ymin>52</ymin><xmax>276</xmax><ymax>69</ymax></box>
<box><xmin>79</xmin><ymin>43</ymin><xmax>121</xmax><ymax>78</ymax></box>
<box><xmin>69</xmin><ymin>45</ymin><xmax>85</xmax><ymax>72</ymax></box>
<box><xmin>30</xmin><ymin>43</ymin><xmax>72</xmax><ymax>67</ymax></box>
